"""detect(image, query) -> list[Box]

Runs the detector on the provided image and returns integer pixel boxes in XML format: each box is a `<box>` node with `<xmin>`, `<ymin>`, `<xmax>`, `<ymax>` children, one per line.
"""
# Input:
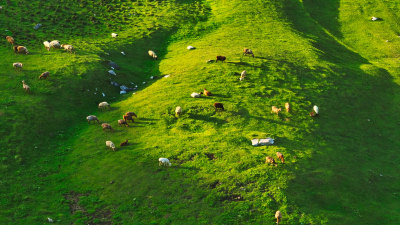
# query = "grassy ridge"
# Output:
<box><xmin>1</xmin><ymin>0</ymin><xmax>400</xmax><ymax>224</ymax></box>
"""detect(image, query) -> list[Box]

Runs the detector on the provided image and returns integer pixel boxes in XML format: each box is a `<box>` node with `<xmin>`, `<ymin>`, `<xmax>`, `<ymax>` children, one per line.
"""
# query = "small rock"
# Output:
<box><xmin>142</xmin><ymin>81</ymin><xmax>146</xmax><ymax>84</ymax></box>
<box><xmin>109</xmin><ymin>61</ymin><xmax>120</xmax><ymax>70</ymax></box>
<box><xmin>150</xmin><ymin>76</ymin><xmax>154</xmax><ymax>79</ymax></box>
<box><xmin>163</xmin><ymin>75</ymin><xmax>170</xmax><ymax>78</ymax></box>
<box><xmin>187</xmin><ymin>45</ymin><xmax>195</xmax><ymax>50</ymax></box>
<box><xmin>380</xmin><ymin>174</ymin><xmax>383</xmax><ymax>177</ymax></box>
<box><xmin>108</xmin><ymin>70</ymin><xmax>116</xmax><ymax>76</ymax></box>
<box><xmin>110</xmin><ymin>180</ymin><xmax>114</xmax><ymax>184</ymax></box>
<box><xmin>120</xmin><ymin>85</ymin><xmax>129</xmax><ymax>91</ymax></box>
<box><xmin>121</xmin><ymin>51</ymin><xmax>126</xmax><ymax>55</ymax></box>
<box><xmin>102</xmin><ymin>93</ymin><xmax>105</xmax><ymax>97</ymax></box>
<box><xmin>120</xmin><ymin>90</ymin><xmax>126</xmax><ymax>94</ymax></box>
<box><xmin>34</xmin><ymin>23</ymin><xmax>42</xmax><ymax>30</ymax></box>
<box><xmin>47</xmin><ymin>217</ymin><xmax>54</xmax><ymax>223</ymax></box>
<box><xmin>371</xmin><ymin>16</ymin><xmax>378</xmax><ymax>21</ymax></box>
<box><xmin>206</xmin><ymin>59</ymin><xmax>214</xmax><ymax>63</ymax></box>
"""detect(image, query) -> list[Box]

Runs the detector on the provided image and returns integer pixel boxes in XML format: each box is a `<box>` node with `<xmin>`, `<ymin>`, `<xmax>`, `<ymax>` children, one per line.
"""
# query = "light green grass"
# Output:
<box><xmin>1</xmin><ymin>0</ymin><xmax>400</xmax><ymax>224</ymax></box>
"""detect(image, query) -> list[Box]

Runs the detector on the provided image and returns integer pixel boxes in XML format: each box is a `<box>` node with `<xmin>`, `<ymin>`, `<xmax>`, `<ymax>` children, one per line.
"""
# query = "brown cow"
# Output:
<box><xmin>118</xmin><ymin>119</ymin><xmax>129</xmax><ymax>127</ymax></box>
<box><xmin>216</xmin><ymin>56</ymin><xmax>226</xmax><ymax>62</ymax></box>
<box><xmin>213</xmin><ymin>102</ymin><xmax>224</xmax><ymax>111</ymax></box>
<box><xmin>123</xmin><ymin>115</ymin><xmax>134</xmax><ymax>123</ymax></box>
<box><xmin>120</xmin><ymin>139</ymin><xmax>129</xmax><ymax>147</ymax></box>
<box><xmin>203</xmin><ymin>88</ymin><xmax>212</xmax><ymax>96</ymax></box>
<box><xmin>125</xmin><ymin>112</ymin><xmax>137</xmax><ymax>118</ymax></box>
<box><xmin>265</xmin><ymin>156</ymin><xmax>276</xmax><ymax>166</ymax></box>
<box><xmin>6</xmin><ymin>36</ymin><xmax>14</xmax><ymax>45</ymax></box>
<box><xmin>13</xmin><ymin>46</ymin><xmax>29</xmax><ymax>54</ymax></box>
<box><xmin>39</xmin><ymin>71</ymin><xmax>50</xmax><ymax>79</ymax></box>
<box><xmin>276</xmin><ymin>152</ymin><xmax>285</xmax><ymax>164</ymax></box>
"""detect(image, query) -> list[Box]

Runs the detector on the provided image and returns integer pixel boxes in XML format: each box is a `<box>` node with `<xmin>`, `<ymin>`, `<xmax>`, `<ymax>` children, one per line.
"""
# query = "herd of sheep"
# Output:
<box><xmin>5</xmin><ymin>36</ymin><xmax>75</xmax><ymax>93</ymax></box>
<box><xmin>5</xmin><ymin>34</ymin><xmax>321</xmax><ymax>224</ymax></box>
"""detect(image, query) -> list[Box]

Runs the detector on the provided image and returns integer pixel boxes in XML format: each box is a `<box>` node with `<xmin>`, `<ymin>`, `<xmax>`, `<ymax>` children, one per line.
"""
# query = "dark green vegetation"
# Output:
<box><xmin>1</xmin><ymin>0</ymin><xmax>399</xmax><ymax>224</ymax></box>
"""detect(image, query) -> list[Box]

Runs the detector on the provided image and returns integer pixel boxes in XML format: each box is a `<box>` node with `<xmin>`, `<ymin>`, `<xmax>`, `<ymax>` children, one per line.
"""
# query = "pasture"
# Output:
<box><xmin>0</xmin><ymin>0</ymin><xmax>399</xmax><ymax>224</ymax></box>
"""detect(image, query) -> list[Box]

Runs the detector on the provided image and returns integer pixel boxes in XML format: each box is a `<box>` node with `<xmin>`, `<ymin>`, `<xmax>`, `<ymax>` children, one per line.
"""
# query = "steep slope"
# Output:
<box><xmin>65</xmin><ymin>0</ymin><xmax>400</xmax><ymax>224</ymax></box>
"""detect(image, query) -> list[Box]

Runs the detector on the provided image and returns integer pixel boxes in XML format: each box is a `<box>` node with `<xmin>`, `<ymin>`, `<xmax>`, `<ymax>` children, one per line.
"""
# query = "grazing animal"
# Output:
<box><xmin>6</xmin><ymin>36</ymin><xmax>14</xmax><ymax>45</ymax></box>
<box><xmin>102</xmin><ymin>123</ymin><xmax>112</xmax><ymax>131</ymax></box>
<box><xmin>111</xmin><ymin>33</ymin><xmax>118</xmax><ymax>38</ymax></box>
<box><xmin>276</xmin><ymin>152</ymin><xmax>285</xmax><ymax>164</ymax></box>
<box><xmin>86</xmin><ymin>115</ymin><xmax>99</xmax><ymax>124</ymax></box>
<box><xmin>43</xmin><ymin>41</ymin><xmax>51</xmax><ymax>51</ymax></box>
<box><xmin>271</xmin><ymin>106</ymin><xmax>282</xmax><ymax>115</ymax></box>
<box><xmin>21</xmin><ymin>80</ymin><xmax>30</xmax><ymax>93</ymax></box>
<box><xmin>148</xmin><ymin>50</ymin><xmax>157</xmax><ymax>60</ymax></box>
<box><xmin>285</xmin><ymin>102</ymin><xmax>290</xmax><ymax>113</ymax></box>
<box><xmin>175</xmin><ymin>106</ymin><xmax>182</xmax><ymax>117</ymax></box>
<box><xmin>98</xmin><ymin>102</ymin><xmax>110</xmax><ymax>110</ymax></box>
<box><xmin>243</xmin><ymin>48</ymin><xmax>254</xmax><ymax>57</ymax></box>
<box><xmin>191</xmin><ymin>92</ymin><xmax>202</xmax><ymax>98</ymax></box>
<box><xmin>105</xmin><ymin>141</ymin><xmax>116</xmax><ymax>151</ymax></box>
<box><xmin>213</xmin><ymin>102</ymin><xmax>224</xmax><ymax>111</ymax></box>
<box><xmin>125</xmin><ymin>112</ymin><xmax>137</xmax><ymax>118</ymax></box>
<box><xmin>61</xmin><ymin>44</ymin><xmax>74</xmax><ymax>53</ymax></box>
<box><xmin>216</xmin><ymin>56</ymin><xmax>226</xmax><ymax>62</ymax></box>
<box><xmin>120</xmin><ymin>139</ymin><xmax>129</xmax><ymax>147</ymax></box>
<box><xmin>50</xmin><ymin>40</ymin><xmax>61</xmax><ymax>48</ymax></box>
<box><xmin>13</xmin><ymin>46</ymin><xmax>29</xmax><ymax>54</ymax></box>
<box><xmin>240</xmin><ymin>70</ymin><xmax>246</xmax><ymax>81</ymax></box>
<box><xmin>313</xmin><ymin>105</ymin><xmax>319</xmax><ymax>114</ymax></box>
<box><xmin>123</xmin><ymin>115</ymin><xmax>134</xmax><ymax>123</ymax></box>
<box><xmin>203</xmin><ymin>89</ymin><xmax>212</xmax><ymax>96</ymax></box>
<box><xmin>39</xmin><ymin>71</ymin><xmax>50</xmax><ymax>79</ymax></box>
<box><xmin>159</xmin><ymin>158</ymin><xmax>171</xmax><ymax>166</ymax></box>
<box><xmin>13</xmin><ymin>62</ymin><xmax>23</xmax><ymax>70</ymax></box>
<box><xmin>310</xmin><ymin>111</ymin><xmax>318</xmax><ymax>117</ymax></box>
<box><xmin>118</xmin><ymin>119</ymin><xmax>129</xmax><ymax>127</ymax></box>
<box><xmin>265</xmin><ymin>156</ymin><xmax>276</xmax><ymax>165</ymax></box>
<box><xmin>275</xmin><ymin>211</ymin><xmax>282</xmax><ymax>225</ymax></box>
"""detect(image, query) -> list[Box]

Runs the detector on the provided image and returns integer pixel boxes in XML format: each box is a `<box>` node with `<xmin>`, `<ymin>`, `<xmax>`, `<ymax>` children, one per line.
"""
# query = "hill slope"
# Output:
<box><xmin>1</xmin><ymin>0</ymin><xmax>399</xmax><ymax>224</ymax></box>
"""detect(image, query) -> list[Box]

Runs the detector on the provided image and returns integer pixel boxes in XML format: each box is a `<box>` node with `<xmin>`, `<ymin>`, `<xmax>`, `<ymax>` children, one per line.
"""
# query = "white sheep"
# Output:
<box><xmin>313</xmin><ymin>105</ymin><xmax>319</xmax><ymax>114</ymax></box>
<box><xmin>86</xmin><ymin>115</ymin><xmax>99</xmax><ymax>124</ymax></box>
<box><xmin>240</xmin><ymin>70</ymin><xmax>246</xmax><ymax>81</ymax></box>
<box><xmin>175</xmin><ymin>106</ymin><xmax>182</xmax><ymax>117</ymax></box>
<box><xmin>191</xmin><ymin>92</ymin><xmax>202</xmax><ymax>98</ymax></box>
<box><xmin>61</xmin><ymin>44</ymin><xmax>74</xmax><ymax>53</ymax></box>
<box><xmin>98</xmin><ymin>102</ymin><xmax>110</xmax><ymax>110</ymax></box>
<box><xmin>148</xmin><ymin>50</ymin><xmax>158</xmax><ymax>60</ymax></box>
<box><xmin>111</xmin><ymin>33</ymin><xmax>118</xmax><ymax>38</ymax></box>
<box><xmin>159</xmin><ymin>158</ymin><xmax>171</xmax><ymax>166</ymax></box>
<box><xmin>106</xmin><ymin>141</ymin><xmax>116</xmax><ymax>152</ymax></box>
<box><xmin>43</xmin><ymin>41</ymin><xmax>51</xmax><ymax>51</ymax></box>
<box><xmin>13</xmin><ymin>62</ymin><xmax>23</xmax><ymax>70</ymax></box>
<box><xmin>50</xmin><ymin>40</ymin><xmax>61</xmax><ymax>48</ymax></box>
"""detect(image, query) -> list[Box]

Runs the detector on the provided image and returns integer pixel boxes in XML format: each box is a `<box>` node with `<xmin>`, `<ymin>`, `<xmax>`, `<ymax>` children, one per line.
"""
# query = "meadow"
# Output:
<box><xmin>0</xmin><ymin>0</ymin><xmax>399</xmax><ymax>224</ymax></box>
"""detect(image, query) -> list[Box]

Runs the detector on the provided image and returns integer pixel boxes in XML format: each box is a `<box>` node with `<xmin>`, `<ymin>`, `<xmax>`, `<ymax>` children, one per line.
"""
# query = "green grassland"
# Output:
<box><xmin>0</xmin><ymin>0</ymin><xmax>399</xmax><ymax>224</ymax></box>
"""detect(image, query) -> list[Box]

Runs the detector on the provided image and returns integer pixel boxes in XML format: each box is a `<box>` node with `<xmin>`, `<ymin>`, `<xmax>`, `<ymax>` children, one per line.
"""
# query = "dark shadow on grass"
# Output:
<box><xmin>281</xmin><ymin>0</ymin><xmax>400</xmax><ymax>224</ymax></box>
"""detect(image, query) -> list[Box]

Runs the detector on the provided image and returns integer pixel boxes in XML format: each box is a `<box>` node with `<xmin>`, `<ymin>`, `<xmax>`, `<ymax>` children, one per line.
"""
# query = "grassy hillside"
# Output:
<box><xmin>1</xmin><ymin>0</ymin><xmax>399</xmax><ymax>224</ymax></box>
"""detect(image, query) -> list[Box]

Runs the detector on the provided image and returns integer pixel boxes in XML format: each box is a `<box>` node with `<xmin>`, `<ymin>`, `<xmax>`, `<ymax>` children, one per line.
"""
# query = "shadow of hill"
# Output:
<box><xmin>281</xmin><ymin>0</ymin><xmax>400</xmax><ymax>224</ymax></box>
